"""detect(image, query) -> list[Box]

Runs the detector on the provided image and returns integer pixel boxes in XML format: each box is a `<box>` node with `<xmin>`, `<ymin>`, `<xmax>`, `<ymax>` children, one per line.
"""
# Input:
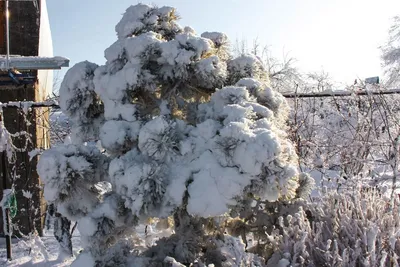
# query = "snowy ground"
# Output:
<box><xmin>0</xmin><ymin>230</ymin><xmax>81</xmax><ymax>267</ymax></box>
<box><xmin>0</xmin><ymin>223</ymin><xmax>175</xmax><ymax>266</ymax></box>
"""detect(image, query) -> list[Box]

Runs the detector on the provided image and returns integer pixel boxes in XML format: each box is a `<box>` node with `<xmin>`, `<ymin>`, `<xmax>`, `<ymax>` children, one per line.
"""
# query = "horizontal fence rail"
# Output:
<box><xmin>282</xmin><ymin>88</ymin><xmax>400</xmax><ymax>98</ymax></box>
<box><xmin>0</xmin><ymin>100</ymin><xmax>59</xmax><ymax>109</ymax></box>
<box><xmin>1</xmin><ymin>89</ymin><xmax>400</xmax><ymax>110</ymax></box>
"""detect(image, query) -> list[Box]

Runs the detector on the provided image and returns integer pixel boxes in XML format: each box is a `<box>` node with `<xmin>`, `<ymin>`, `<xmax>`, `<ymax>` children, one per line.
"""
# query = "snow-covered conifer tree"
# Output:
<box><xmin>38</xmin><ymin>3</ymin><xmax>309</xmax><ymax>266</ymax></box>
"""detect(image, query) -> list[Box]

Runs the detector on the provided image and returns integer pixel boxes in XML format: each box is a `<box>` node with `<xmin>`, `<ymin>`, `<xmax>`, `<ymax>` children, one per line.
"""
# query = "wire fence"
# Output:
<box><xmin>1</xmin><ymin>88</ymin><xmax>400</xmax><ymax>240</ymax></box>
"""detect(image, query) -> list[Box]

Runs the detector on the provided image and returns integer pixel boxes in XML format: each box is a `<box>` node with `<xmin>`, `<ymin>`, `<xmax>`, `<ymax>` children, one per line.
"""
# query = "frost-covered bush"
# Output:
<box><xmin>289</xmin><ymin>91</ymin><xmax>400</xmax><ymax>184</ymax></box>
<box><xmin>38</xmin><ymin>3</ymin><xmax>307</xmax><ymax>266</ymax></box>
<box><xmin>266</xmin><ymin>187</ymin><xmax>400</xmax><ymax>267</ymax></box>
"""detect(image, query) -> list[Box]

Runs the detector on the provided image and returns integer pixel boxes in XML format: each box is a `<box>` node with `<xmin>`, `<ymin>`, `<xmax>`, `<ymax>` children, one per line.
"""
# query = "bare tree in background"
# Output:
<box><xmin>382</xmin><ymin>16</ymin><xmax>400</xmax><ymax>87</ymax></box>
<box><xmin>305</xmin><ymin>70</ymin><xmax>334</xmax><ymax>92</ymax></box>
<box><xmin>233</xmin><ymin>39</ymin><xmax>340</xmax><ymax>93</ymax></box>
<box><xmin>233</xmin><ymin>38</ymin><xmax>303</xmax><ymax>92</ymax></box>
<box><xmin>52</xmin><ymin>70</ymin><xmax>63</xmax><ymax>95</ymax></box>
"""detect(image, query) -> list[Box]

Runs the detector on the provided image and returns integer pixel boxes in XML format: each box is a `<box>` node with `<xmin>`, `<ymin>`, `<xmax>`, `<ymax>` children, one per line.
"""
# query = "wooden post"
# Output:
<box><xmin>0</xmin><ymin>0</ymin><xmax>48</xmax><ymax>236</ymax></box>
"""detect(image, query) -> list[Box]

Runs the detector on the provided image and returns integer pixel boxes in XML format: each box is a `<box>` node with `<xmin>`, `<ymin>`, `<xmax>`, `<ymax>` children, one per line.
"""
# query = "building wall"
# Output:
<box><xmin>38</xmin><ymin>0</ymin><xmax>53</xmax><ymax>100</ymax></box>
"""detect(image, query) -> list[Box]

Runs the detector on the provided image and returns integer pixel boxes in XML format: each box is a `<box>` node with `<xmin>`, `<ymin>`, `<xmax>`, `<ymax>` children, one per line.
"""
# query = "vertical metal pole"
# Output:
<box><xmin>0</xmin><ymin>113</ymin><xmax>11</xmax><ymax>260</ymax></box>
<box><xmin>2</xmin><ymin>154</ymin><xmax>11</xmax><ymax>260</ymax></box>
<box><xmin>5</xmin><ymin>0</ymin><xmax>10</xmax><ymax>70</ymax></box>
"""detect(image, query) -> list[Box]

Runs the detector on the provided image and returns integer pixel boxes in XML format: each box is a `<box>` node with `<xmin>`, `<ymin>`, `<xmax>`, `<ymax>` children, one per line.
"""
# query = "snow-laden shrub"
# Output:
<box><xmin>266</xmin><ymin>187</ymin><xmax>400</xmax><ymax>267</ymax></box>
<box><xmin>38</xmin><ymin>3</ymin><xmax>307</xmax><ymax>266</ymax></box>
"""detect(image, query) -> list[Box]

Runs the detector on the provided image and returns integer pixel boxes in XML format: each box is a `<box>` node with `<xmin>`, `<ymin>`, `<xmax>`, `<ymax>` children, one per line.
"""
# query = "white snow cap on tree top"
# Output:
<box><xmin>115</xmin><ymin>4</ymin><xmax>181</xmax><ymax>40</ymax></box>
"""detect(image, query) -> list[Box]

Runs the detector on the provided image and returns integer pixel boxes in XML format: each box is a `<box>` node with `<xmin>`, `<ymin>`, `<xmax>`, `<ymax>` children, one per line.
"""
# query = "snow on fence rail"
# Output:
<box><xmin>0</xmin><ymin>99</ymin><xmax>59</xmax><ymax>111</ymax></box>
<box><xmin>282</xmin><ymin>88</ymin><xmax>400</xmax><ymax>98</ymax></box>
<box><xmin>0</xmin><ymin>89</ymin><xmax>400</xmax><ymax>111</ymax></box>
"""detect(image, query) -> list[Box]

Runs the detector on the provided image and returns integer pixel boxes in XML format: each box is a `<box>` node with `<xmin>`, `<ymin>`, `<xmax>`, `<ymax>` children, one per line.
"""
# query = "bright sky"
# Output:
<box><xmin>47</xmin><ymin>0</ymin><xmax>400</xmax><ymax>88</ymax></box>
